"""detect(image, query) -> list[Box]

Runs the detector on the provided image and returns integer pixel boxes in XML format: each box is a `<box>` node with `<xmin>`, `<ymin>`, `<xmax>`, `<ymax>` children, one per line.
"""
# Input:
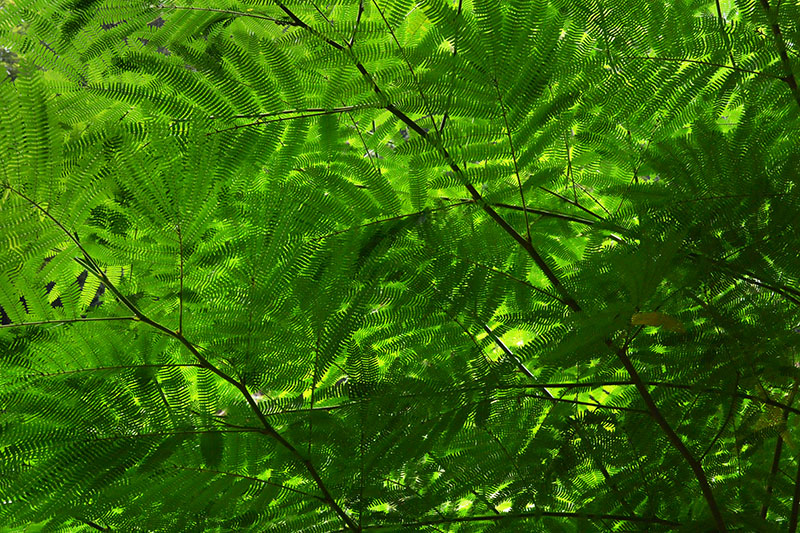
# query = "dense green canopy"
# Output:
<box><xmin>1</xmin><ymin>0</ymin><xmax>799</xmax><ymax>531</ymax></box>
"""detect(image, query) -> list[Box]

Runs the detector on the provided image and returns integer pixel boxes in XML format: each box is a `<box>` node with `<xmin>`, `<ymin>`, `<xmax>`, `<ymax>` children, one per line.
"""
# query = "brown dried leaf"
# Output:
<box><xmin>631</xmin><ymin>311</ymin><xmax>686</xmax><ymax>333</ymax></box>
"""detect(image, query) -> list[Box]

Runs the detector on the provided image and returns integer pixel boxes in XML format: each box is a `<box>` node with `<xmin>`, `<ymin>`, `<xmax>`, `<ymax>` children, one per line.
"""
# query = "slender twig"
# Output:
<box><xmin>169</xmin><ymin>5</ymin><xmax>298</xmax><ymax>26</ymax></box>
<box><xmin>307</xmin><ymin>202</ymin><xmax>470</xmax><ymax>243</ymax></box>
<box><xmin>176</xmin><ymin>224</ymin><xmax>184</xmax><ymax>334</ymax></box>
<box><xmin>20</xmin><ymin>363</ymin><xmax>201</xmax><ymax>379</ymax></box>
<box><xmin>171</xmin><ymin>465</ymin><xmax>325</xmax><ymax>501</ymax></box>
<box><xmin>435</xmin><ymin>197</ymin><xmax>605</xmax><ymax>228</ymax></box>
<box><xmin>0</xmin><ymin>316</ymin><xmax>137</xmax><ymax>329</ymax></box>
<box><xmin>522</xmin><ymin>393</ymin><xmax>648</xmax><ymax>414</ymax></box>
<box><xmin>381</xmin><ymin>477</ymin><xmax>448</xmax><ymax>522</ymax></box>
<box><xmin>606</xmin><ymin>342</ymin><xmax>727</xmax><ymax>532</ymax></box>
<box><xmin>308</xmin><ymin>335</ymin><xmax>319</xmax><ymax>456</ymax></box>
<box><xmin>495</xmin><ymin>80</ymin><xmax>532</xmax><ymax>243</ymax></box>
<box><xmin>440</xmin><ymin>0</ymin><xmax>463</xmax><ymax>132</ymax></box>
<box><xmin>575</xmin><ymin>183</ymin><xmax>611</xmax><ymax>217</ymax></box>
<box><xmin>350</xmin><ymin>511</ymin><xmax>680</xmax><ymax>530</ymax></box>
<box><xmin>93</xmin><ymin>428</ymin><xmax>262</xmax><ymax>443</ymax></box>
<box><xmin>714</xmin><ymin>0</ymin><xmax>738</xmax><ymax>68</ymax></box>
<box><xmin>757</xmin><ymin>0</ymin><xmax>800</xmax><ymax>109</ymax></box>
<box><xmin>699</xmin><ymin>374</ymin><xmax>739</xmax><ymax>462</ymax></box>
<box><xmin>348</xmin><ymin>0</ymin><xmax>365</xmax><ymax>48</ymax></box>
<box><xmin>761</xmin><ymin>380</ymin><xmax>798</xmax><ymax>518</ymax></box>
<box><xmin>621</xmin><ymin>55</ymin><xmax>782</xmax><ymax>80</ymax></box>
<box><xmin>342</xmin><ymin>101</ymin><xmax>381</xmax><ymax>173</ymax></box>
<box><xmin>504</xmin><ymin>381</ymin><xmax>800</xmax><ymax>418</ymax></box>
<box><xmin>218</xmin><ymin>105</ymin><xmax>372</xmax><ymax>120</ymax></box>
<box><xmin>12</xmin><ymin>189</ymin><xmax>359</xmax><ymax>532</ymax></box>
<box><xmin>78</xmin><ymin>519</ymin><xmax>110</xmax><ymax>532</ymax></box>
<box><xmin>564</xmin><ymin>131</ymin><xmax>577</xmax><ymax>204</ymax></box>
<box><xmin>208</xmin><ymin>109</ymin><xmax>358</xmax><ymax>135</ymax></box>
<box><xmin>371</xmin><ymin>0</ymin><xmax>440</xmax><ymax>135</ymax></box>
<box><xmin>791</xmin><ymin>460</ymin><xmax>800</xmax><ymax>533</ymax></box>
<box><xmin>273</xmin><ymin>1</ymin><xmax>346</xmax><ymax>51</ymax></box>
<box><xmin>539</xmin><ymin>186</ymin><xmax>605</xmax><ymax>220</ymax></box>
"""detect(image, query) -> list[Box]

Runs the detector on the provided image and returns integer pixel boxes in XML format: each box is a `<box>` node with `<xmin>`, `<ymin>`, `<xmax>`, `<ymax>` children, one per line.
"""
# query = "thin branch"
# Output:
<box><xmin>564</xmin><ymin>131</ymin><xmax>578</xmax><ymax>204</ymax></box>
<box><xmin>761</xmin><ymin>380</ymin><xmax>797</xmax><ymax>518</ymax></box>
<box><xmin>371</xmin><ymin>0</ymin><xmax>440</xmax><ymax>135</ymax></box>
<box><xmin>606</xmin><ymin>342</ymin><xmax>727</xmax><ymax>532</ymax></box>
<box><xmin>207</xmin><ymin>109</ymin><xmax>355</xmax><ymax>135</ymax></box>
<box><xmin>22</xmin><ymin>363</ymin><xmax>201</xmax><ymax>380</ymax></box>
<box><xmin>699</xmin><ymin>374</ymin><xmax>739</xmax><ymax>462</ymax></box>
<box><xmin>0</xmin><ymin>316</ymin><xmax>137</xmax><ymax>329</ymax></box>
<box><xmin>621</xmin><ymin>55</ymin><xmax>782</xmax><ymax>80</ymax></box>
<box><xmin>757</xmin><ymin>0</ymin><xmax>800</xmax><ymax>109</ymax></box>
<box><xmin>78</xmin><ymin>519</ymin><xmax>110</xmax><ymax>532</ymax></box>
<box><xmin>539</xmin><ymin>186</ymin><xmax>605</xmax><ymax>221</ymax></box>
<box><xmin>13</xmin><ymin>189</ymin><xmax>359</xmax><ymax>532</ymax></box>
<box><xmin>4</xmin><ymin>185</ymin><xmax>105</xmax><ymax>275</ymax></box>
<box><xmin>353</xmin><ymin>511</ymin><xmax>680</xmax><ymax>530</ymax></box>
<box><xmin>436</xmin><ymin>246</ymin><xmax>567</xmax><ymax>305</ymax></box>
<box><xmin>273</xmin><ymin>1</ymin><xmax>346</xmax><ymax>51</ymax></box>
<box><xmin>522</xmin><ymin>393</ymin><xmax>648</xmax><ymax>414</ymax></box>
<box><xmin>435</xmin><ymin>197</ymin><xmax>604</xmax><ymax>228</ymax></box>
<box><xmin>791</xmin><ymin>459</ymin><xmax>800</xmax><ymax>533</ymax></box>
<box><xmin>307</xmin><ymin>202</ymin><xmax>470</xmax><ymax>243</ymax></box>
<box><xmin>169</xmin><ymin>5</ymin><xmax>298</xmax><ymax>26</ymax></box>
<box><xmin>440</xmin><ymin>0</ymin><xmax>463</xmax><ymax>132</ymax></box>
<box><xmin>348</xmin><ymin>0</ymin><xmax>365</xmax><ymax>48</ymax></box>
<box><xmin>714</xmin><ymin>0</ymin><xmax>738</xmax><ymax>68</ymax></box>
<box><xmin>495</xmin><ymin>80</ymin><xmax>532</xmax><ymax>244</ymax></box>
<box><xmin>381</xmin><ymin>477</ymin><xmax>448</xmax><ymax>522</ymax></box>
<box><xmin>343</xmin><ymin>101</ymin><xmax>381</xmax><ymax>173</ymax></box>
<box><xmin>93</xmin><ymin>428</ymin><xmax>262</xmax><ymax>443</ymax></box>
<box><xmin>504</xmin><ymin>381</ymin><xmax>800</xmax><ymax>418</ymax></box>
<box><xmin>176</xmin><ymin>224</ymin><xmax>184</xmax><ymax>334</ymax></box>
<box><xmin>218</xmin><ymin>104</ymin><xmax>372</xmax><ymax>120</ymax></box>
<box><xmin>575</xmin><ymin>183</ymin><xmax>611</xmax><ymax>217</ymax></box>
<box><xmin>171</xmin><ymin>465</ymin><xmax>325</xmax><ymax>501</ymax></box>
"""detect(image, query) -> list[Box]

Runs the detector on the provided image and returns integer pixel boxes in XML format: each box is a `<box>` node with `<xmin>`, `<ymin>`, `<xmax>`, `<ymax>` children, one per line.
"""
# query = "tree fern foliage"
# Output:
<box><xmin>1</xmin><ymin>0</ymin><xmax>799</xmax><ymax>530</ymax></box>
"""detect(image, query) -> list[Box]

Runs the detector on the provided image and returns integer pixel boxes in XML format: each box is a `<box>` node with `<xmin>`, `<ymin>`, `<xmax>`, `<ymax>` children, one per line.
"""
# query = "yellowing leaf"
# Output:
<box><xmin>631</xmin><ymin>312</ymin><xmax>685</xmax><ymax>333</ymax></box>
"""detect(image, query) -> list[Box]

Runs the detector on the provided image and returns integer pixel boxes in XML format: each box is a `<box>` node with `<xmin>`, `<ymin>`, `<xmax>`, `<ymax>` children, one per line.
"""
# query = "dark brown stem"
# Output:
<box><xmin>757</xmin><ymin>0</ymin><xmax>800</xmax><ymax>109</ymax></box>
<box><xmin>791</xmin><ymin>460</ymin><xmax>800</xmax><ymax>533</ymax></box>
<box><xmin>761</xmin><ymin>381</ymin><xmax>797</xmax><ymax>518</ymax></box>
<box><xmin>79</xmin><ymin>519</ymin><xmax>110</xmax><ymax>532</ymax></box>
<box><xmin>494</xmin><ymin>80</ymin><xmax>532</xmax><ymax>243</ymax></box>
<box><xmin>349</xmin><ymin>0</ymin><xmax>364</xmax><ymax>48</ymax></box>
<box><xmin>607</xmin><ymin>342</ymin><xmax>727</xmax><ymax>532</ymax></box>
<box><xmin>699</xmin><ymin>374</ymin><xmax>739</xmax><ymax>462</ymax></box>
<box><xmin>12</xmin><ymin>188</ymin><xmax>359</xmax><ymax>532</ymax></box>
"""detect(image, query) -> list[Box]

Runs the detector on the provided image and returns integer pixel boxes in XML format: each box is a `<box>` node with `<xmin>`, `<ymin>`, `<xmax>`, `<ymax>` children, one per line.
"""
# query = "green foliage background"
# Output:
<box><xmin>1</xmin><ymin>0</ymin><xmax>799</xmax><ymax>531</ymax></box>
